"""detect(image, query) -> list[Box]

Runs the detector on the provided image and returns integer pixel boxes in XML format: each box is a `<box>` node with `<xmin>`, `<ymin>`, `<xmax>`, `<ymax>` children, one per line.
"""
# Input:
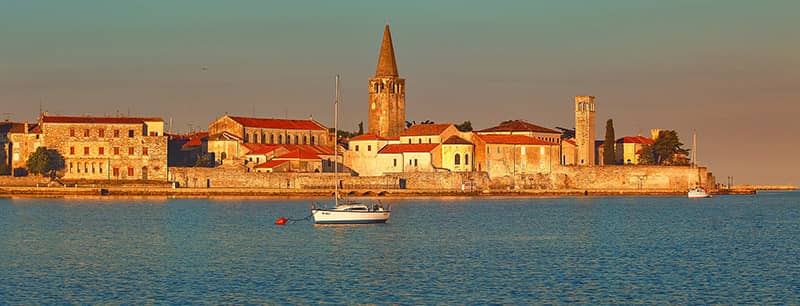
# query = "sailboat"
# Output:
<box><xmin>688</xmin><ymin>129</ymin><xmax>712</xmax><ymax>198</ymax></box>
<box><xmin>311</xmin><ymin>75</ymin><xmax>391</xmax><ymax>224</ymax></box>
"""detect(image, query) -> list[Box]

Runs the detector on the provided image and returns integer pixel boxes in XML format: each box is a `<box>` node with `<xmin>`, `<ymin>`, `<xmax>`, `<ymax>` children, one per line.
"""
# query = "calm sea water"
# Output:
<box><xmin>1</xmin><ymin>192</ymin><xmax>799</xmax><ymax>304</ymax></box>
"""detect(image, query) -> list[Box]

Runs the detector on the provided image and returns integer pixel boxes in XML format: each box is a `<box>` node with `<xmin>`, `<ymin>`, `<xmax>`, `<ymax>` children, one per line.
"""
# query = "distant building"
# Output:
<box><xmin>368</xmin><ymin>24</ymin><xmax>406</xmax><ymax>138</ymax></box>
<box><xmin>616</xmin><ymin>136</ymin><xmax>655</xmax><ymax>164</ymax></box>
<box><xmin>473</xmin><ymin>134</ymin><xmax>559</xmax><ymax>178</ymax></box>
<box><xmin>0</xmin><ymin>121</ymin><xmax>43</xmax><ymax>174</ymax></box>
<box><xmin>477</xmin><ymin>120</ymin><xmax>561</xmax><ymax>144</ymax></box>
<box><xmin>207</xmin><ymin>115</ymin><xmax>330</xmax><ymax>165</ymax></box>
<box><xmin>575</xmin><ymin>95</ymin><xmax>596</xmax><ymax>166</ymax></box>
<box><xmin>167</xmin><ymin>131</ymin><xmax>208</xmax><ymax>167</ymax></box>
<box><xmin>39</xmin><ymin>115</ymin><xmax>167</xmax><ymax>181</ymax></box>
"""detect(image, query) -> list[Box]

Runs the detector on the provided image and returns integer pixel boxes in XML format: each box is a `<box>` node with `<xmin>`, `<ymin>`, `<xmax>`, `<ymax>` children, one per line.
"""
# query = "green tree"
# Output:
<box><xmin>603</xmin><ymin>119</ymin><xmax>616</xmax><ymax>165</ymax></box>
<box><xmin>640</xmin><ymin>130</ymin><xmax>689</xmax><ymax>165</ymax></box>
<box><xmin>0</xmin><ymin>146</ymin><xmax>9</xmax><ymax>175</ymax></box>
<box><xmin>455</xmin><ymin>121</ymin><xmax>473</xmax><ymax>132</ymax></box>
<box><xmin>193</xmin><ymin>153</ymin><xmax>212</xmax><ymax>167</ymax></box>
<box><xmin>25</xmin><ymin>147</ymin><xmax>65</xmax><ymax>178</ymax></box>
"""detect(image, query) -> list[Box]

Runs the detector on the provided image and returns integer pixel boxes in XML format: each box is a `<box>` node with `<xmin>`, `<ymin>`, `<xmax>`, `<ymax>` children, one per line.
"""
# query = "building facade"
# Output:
<box><xmin>473</xmin><ymin>134</ymin><xmax>559</xmax><ymax>178</ymax></box>
<box><xmin>40</xmin><ymin>116</ymin><xmax>168</xmax><ymax>181</ymax></box>
<box><xmin>368</xmin><ymin>24</ymin><xmax>406</xmax><ymax>138</ymax></box>
<box><xmin>575</xmin><ymin>95</ymin><xmax>596</xmax><ymax>166</ymax></box>
<box><xmin>1</xmin><ymin>122</ymin><xmax>44</xmax><ymax>174</ymax></box>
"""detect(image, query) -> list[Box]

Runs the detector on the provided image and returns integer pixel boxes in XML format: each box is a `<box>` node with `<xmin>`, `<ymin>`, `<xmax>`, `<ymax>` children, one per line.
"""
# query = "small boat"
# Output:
<box><xmin>688</xmin><ymin>186</ymin><xmax>712</xmax><ymax>198</ymax></box>
<box><xmin>311</xmin><ymin>75</ymin><xmax>391</xmax><ymax>224</ymax></box>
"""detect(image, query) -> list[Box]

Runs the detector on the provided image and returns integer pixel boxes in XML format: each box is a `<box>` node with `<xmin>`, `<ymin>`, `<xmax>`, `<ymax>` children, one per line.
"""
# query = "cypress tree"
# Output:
<box><xmin>603</xmin><ymin>119</ymin><xmax>616</xmax><ymax>165</ymax></box>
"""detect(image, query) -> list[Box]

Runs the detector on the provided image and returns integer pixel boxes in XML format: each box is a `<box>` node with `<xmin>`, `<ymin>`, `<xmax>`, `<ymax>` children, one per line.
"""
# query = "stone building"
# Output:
<box><xmin>368</xmin><ymin>24</ymin><xmax>406</xmax><ymax>138</ymax></box>
<box><xmin>473</xmin><ymin>134</ymin><xmax>560</xmax><ymax>178</ymax></box>
<box><xmin>207</xmin><ymin>115</ymin><xmax>329</xmax><ymax>165</ymax></box>
<box><xmin>39</xmin><ymin>115</ymin><xmax>168</xmax><ymax>181</ymax></box>
<box><xmin>575</xmin><ymin>95</ymin><xmax>596</xmax><ymax>166</ymax></box>
<box><xmin>0</xmin><ymin>121</ymin><xmax>44</xmax><ymax>174</ymax></box>
<box><xmin>477</xmin><ymin>120</ymin><xmax>562</xmax><ymax>144</ymax></box>
<box><xmin>616</xmin><ymin>136</ymin><xmax>654</xmax><ymax>165</ymax></box>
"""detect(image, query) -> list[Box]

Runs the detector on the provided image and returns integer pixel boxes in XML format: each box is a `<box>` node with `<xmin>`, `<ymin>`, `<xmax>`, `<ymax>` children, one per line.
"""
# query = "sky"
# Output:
<box><xmin>1</xmin><ymin>0</ymin><xmax>798</xmax><ymax>185</ymax></box>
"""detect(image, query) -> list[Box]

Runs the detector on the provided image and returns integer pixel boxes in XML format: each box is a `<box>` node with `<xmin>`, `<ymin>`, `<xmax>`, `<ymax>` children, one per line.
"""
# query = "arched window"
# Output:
<box><xmin>454</xmin><ymin>153</ymin><xmax>461</xmax><ymax>165</ymax></box>
<box><xmin>278</xmin><ymin>135</ymin><xmax>283</xmax><ymax>144</ymax></box>
<box><xmin>303</xmin><ymin>136</ymin><xmax>307</xmax><ymax>145</ymax></box>
<box><xmin>270</xmin><ymin>134</ymin><xmax>274</xmax><ymax>144</ymax></box>
<box><xmin>253</xmin><ymin>133</ymin><xmax>259</xmax><ymax>144</ymax></box>
<box><xmin>244</xmin><ymin>133</ymin><xmax>249</xmax><ymax>143</ymax></box>
<box><xmin>310</xmin><ymin>136</ymin><xmax>315</xmax><ymax>145</ymax></box>
<box><xmin>355</xmin><ymin>145</ymin><xmax>359</xmax><ymax>152</ymax></box>
<box><xmin>465</xmin><ymin>154</ymin><xmax>470</xmax><ymax>165</ymax></box>
<box><xmin>261</xmin><ymin>133</ymin><xmax>266</xmax><ymax>144</ymax></box>
<box><xmin>221</xmin><ymin>152</ymin><xmax>227</xmax><ymax>160</ymax></box>
<box><xmin>294</xmin><ymin>135</ymin><xmax>299</xmax><ymax>144</ymax></box>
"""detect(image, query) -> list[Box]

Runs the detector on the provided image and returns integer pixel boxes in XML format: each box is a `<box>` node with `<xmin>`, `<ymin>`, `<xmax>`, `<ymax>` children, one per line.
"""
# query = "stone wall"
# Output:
<box><xmin>550</xmin><ymin>165</ymin><xmax>711</xmax><ymax>191</ymax></box>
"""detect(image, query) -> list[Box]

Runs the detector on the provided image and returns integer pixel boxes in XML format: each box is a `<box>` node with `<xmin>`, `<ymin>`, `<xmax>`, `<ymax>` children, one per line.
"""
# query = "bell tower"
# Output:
<box><xmin>575</xmin><ymin>95</ymin><xmax>596</xmax><ymax>166</ymax></box>
<box><xmin>368</xmin><ymin>24</ymin><xmax>406</xmax><ymax>138</ymax></box>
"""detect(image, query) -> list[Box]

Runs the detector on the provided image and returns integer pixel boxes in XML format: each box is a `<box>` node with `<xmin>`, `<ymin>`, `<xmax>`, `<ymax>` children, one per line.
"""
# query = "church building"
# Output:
<box><xmin>368</xmin><ymin>24</ymin><xmax>406</xmax><ymax>138</ymax></box>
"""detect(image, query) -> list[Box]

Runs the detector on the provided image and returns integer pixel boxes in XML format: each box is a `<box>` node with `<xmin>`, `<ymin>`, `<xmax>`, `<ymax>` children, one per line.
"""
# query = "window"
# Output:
<box><xmin>84</xmin><ymin>129</ymin><xmax>90</xmax><ymax>137</ymax></box>
<box><xmin>99</xmin><ymin>147</ymin><xmax>104</xmax><ymax>155</ymax></box>
<box><xmin>244</xmin><ymin>133</ymin><xmax>249</xmax><ymax>143</ymax></box>
<box><xmin>261</xmin><ymin>133</ymin><xmax>266</xmax><ymax>144</ymax></box>
<box><xmin>418</xmin><ymin>139</ymin><xmax>422</xmax><ymax>144</ymax></box>
<box><xmin>128</xmin><ymin>167</ymin><xmax>134</xmax><ymax>177</ymax></box>
<box><xmin>270</xmin><ymin>134</ymin><xmax>274</xmax><ymax>144</ymax></box>
<box><xmin>355</xmin><ymin>145</ymin><xmax>359</xmax><ymax>152</ymax></box>
<box><xmin>368</xmin><ymin>145</ymin><xmax>371</xmax><ymax>152</ymax></box>
<box><xmin>99</xmin><ymin>165</ymin><xmax>103</xmax><ymax>173</ymax></box>
<box><xmin>114</xmin><ymin>130</ymin><xmax>120</xmax><ymax>137</ymax></box>
<box><xmin>303</xmin><ymin>136</ymin><xmax>307</xmax><ymax>145</ymax></box>
<box><xmin>69</xmin><ymin>129</ymin><xmax>75</xmax><ymax>137</ymax></box>
<box><xmin>294</xmin><ymin>135</ymin><xmax>299</xmax><ymax>144</ymax></box>
<box><xmin>393</xmin><ymin>159</ymin><xmax>397</xmax><ymax>167</ymax></box>
<box><xmin>114</xmin><ymin>147</ymin><xmax>119</xmax><ymax>155</ymax></box>
<box><xmin>465</xmin><ymin>154</ymin><xmax>470</xmax><ymax>165</ymax></box>
<box><xmin>69</xmin><ymin>162</ymin><xmax>73</xmax><ymax>172</ymax></box>
<box><xmin>84</xmin><ymin>163</ymin><xmax>88</xmax><ymax>173</ymax></box>
<box><xmin>128</xmin><ymin>130</ymin><xmax>134</xmax><ymax>137</ymax></box>
<box><xmin>454</xmin><ymin>153</ymin><xmax>461</xmax><ymax>165</ymax></box>
<box><xmin>253</xmin><ymin>133</ymin><xmax>258</xmax><ymax>143</ymax></box>
<box><xmin>113</xmin><ymin>167</ymin><xmax>119</xmax><ymax>177</ymax></box>
<box><xmin>77</xmin><ymin>163</ymin><xmax>80</xmax><ymax>173</ymax></box>
<box><xmin>414</xmin><ymin>159</ymin><xmax>418</xmax><ymax>166</ymax></box>
<box><xmin>91</xmin><ymin>163</ymin><xmax>95</xmax><ymax>174</ymax></box>
<box><xmin>84</xmin><ymin>147</ymin><xmax>90</xmax><ymax>155</ymax></box>
<box><xmin>129</xmin><ymin>147</ymin><xmax>134</xmax><ymax>155</ymax></box>
<box><xmin>149</xmin><ymin>131</ymin><xmax>157</xmax><ymax>136</ymax></box>
<box><xmin>409</xmin><ymin>160</ymin><xmax>412</xmax><ymax>165</ymax></box>
<box><xmin>310</xmin><ymin>136</ymin><xmax>315</xmax><ymax>145</ymax></box>
<box><xmin>98</xmin><ymin>129</ymin><xmax>105</xmax><ymax>137</ymax></box>
<box><xmin>278</xmin><ymin>135</ymin><xmax>283</xmax><ymax>144</ymax></box>
<box><xmin>428</xmin><ymin>138</ymin><xmax>431</xmax><ymax>144</ymax></box>
<box><xmin>408</xmin><ymin>139</ymin><xmax>411</xmax><ymax>144</ymax></box>
<box><xmin>142</xmin><ymin>147</ymin><xmax>148</xmax><ymax>155</ymax></box>
<box><xmin>70</xmin><ymin>147</ymin><xmax>75</xmax><ymax>155</ymax></box>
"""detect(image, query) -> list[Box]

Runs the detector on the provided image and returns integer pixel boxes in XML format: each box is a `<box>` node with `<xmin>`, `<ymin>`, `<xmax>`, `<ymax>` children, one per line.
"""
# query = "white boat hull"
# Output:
<box><xmin>688</xmin><ymin>188</ymin><xmax>712</xmax><ymax>198</ymax></box>
<box><xmin>311</xmin><ymin>209</ymin><xmax>391</xmax><ymax>224</ymax></box>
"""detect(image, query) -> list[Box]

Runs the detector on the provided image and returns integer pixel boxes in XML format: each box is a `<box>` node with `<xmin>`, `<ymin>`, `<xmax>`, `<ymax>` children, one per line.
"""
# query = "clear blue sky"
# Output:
<box><xmin>1</xmin><ymin>0</ymin><xmax>798</xmax><ymax>185</ymax></box>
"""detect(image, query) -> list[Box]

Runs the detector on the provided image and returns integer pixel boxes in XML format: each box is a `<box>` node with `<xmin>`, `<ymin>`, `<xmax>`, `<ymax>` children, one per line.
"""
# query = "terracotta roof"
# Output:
<box><xmin>181</xmin><ymin>132</ymin><xmax>208</xmax><ymax>149</ymax></box>
<box><xmin>442</xmin><ymin>135</ymin><xmax>472</xmax><ymax>145</ymax></box>
<box><xmin>378</xmin><ymin>143</ymin><xmax>438</xmax><ymax>154</ymax></box>
<box><xmin>478</xmin><ymin>120</ymin><xmax>559</xmax><ymax>134</ymax></box>
<box><xmin>41</xmin><ymin>115</ymin><xmax>162</xmax><ymax>124</ymax></box>
<box><xmin>375</xmin><ymin>24</ymin><xmax>399</xmax><ymax>77</ymax></box>
<box><xmin>400</xmin><ymin>124</ymin><xmax>453</xmax><ymax>136</ymax></box>
<box><xmin>229</xmin><ymin>116</ymin><xmax>326</xmax><ymax>131</ymax></box>
<box><xmin>243</xmin><ymin>143</ymin><xmax>336</xmax><ymax>156</ymax></box>
<box><xmin>274</xmin><ymin>149</ymin><xmax>321</xmax><ymax>160</ymax></box>
<box><xmin>254</xmin><ymin>160</ymin><xmax>289</xmax><ymax>169</ymax></box>
<box><xmin>476</xmin><ymin>134</ymin><xmax>556</xmax><ymax>145</ymax></box>
<box><xmin>0</xmin><ymin>122</ymin><xmax>40</xmax><ymax>134</ymax></box>
<box><xmin>243</xmin><ymin>143</ymin><xmax>284</xmax><ymax>155</ymax></box>
<box><xmin>563</xmin><ymin>139</ymin><xmax>576</xmax><ymax>146</ymax></box>
<box><xmin>617</xmin><ymin>136</ymin><xmax>654</xmax><ymax>145</ymax></box>
<box><xmin>349</xmin><ymin>133</ymin><xmax>388</xmax><ymax>141</ymax></box>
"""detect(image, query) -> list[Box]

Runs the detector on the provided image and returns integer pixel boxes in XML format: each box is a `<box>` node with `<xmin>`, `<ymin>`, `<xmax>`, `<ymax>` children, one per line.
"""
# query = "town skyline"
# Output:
<box><xmin>2</xmin><ymin>1</ymin><xmax>798</xmax><ymax>185</ymax></box>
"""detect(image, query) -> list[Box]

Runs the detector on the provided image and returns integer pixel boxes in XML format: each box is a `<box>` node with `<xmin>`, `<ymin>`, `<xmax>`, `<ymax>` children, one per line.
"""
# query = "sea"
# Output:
<box><xmin>1</xmin><ymin>191</ymin><xmax>798</xmax><ymax>304</ymax></box>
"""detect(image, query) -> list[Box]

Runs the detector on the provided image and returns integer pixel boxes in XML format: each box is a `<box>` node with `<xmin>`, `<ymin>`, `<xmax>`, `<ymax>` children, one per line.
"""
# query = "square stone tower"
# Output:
<box><xmin>368</xmin><ymin>24</ymin><xmax>406</xmax><ymax>138</ymax></box>
<box><xmin>575</xmin><ymin>95</ymin><xmax>596</xmax><ymax>166</ymax></box>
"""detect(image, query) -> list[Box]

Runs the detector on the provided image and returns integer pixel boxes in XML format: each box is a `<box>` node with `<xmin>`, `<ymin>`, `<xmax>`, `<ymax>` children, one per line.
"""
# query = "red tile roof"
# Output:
<box><xmin>275</xmin><ymin>149</ymin><xmax>321</xmax><ymax>160</ymax></box>
<box><xmin>378</xmin><ymin>143</ymin><xmax>438</xmax><ymax>154</ymax></box>
<box><xmin>229</xmin><ymin>116</ymin><xmax>327</xmax><ymax>131</ymax></box>
<box><xmin>41</xmin><ymin>115</ymin><xmax>163</xmax><ymax>124</ymax></box>
<box><xmin>478</xmin><ymin>120</ymin><xmax>559</xmax><ymax>134</ymax></box>
<box><xmin>349</xmin><ymin>133</ymin><xmax>388</xmax><ymax>141</ymax></box>
<box><xmin>242</xmin><ymin>143</ymin><xmax>285</xmax><ymax>155</ymax></box>
<box><xmin>476</xmin><ymin>134</ymin><xmax>556</xmax><ymax>145</ymax></box>
<box><xmin>254</xmin><ymin>160</ymin><xmax>290</xmax><ymax>169</ymax></box>
<box><xmin>181</xmin><ymin>132</ymin><xmax>208</xmax><ymax>149</ymax></box>
<box><xmin>563</xmin><ymin>139</ymin><xmax>576</xmax><ymax>146</ymax></box>
<box><xmin>442</xmin><ymin>135</ymin><xmax>472</xmax><ymax>145</ymax></box>
<box><xmin>400</xmin><ymin>124</ymin><xmax>453</xmax><ymax>136</ymax></box>
<box><xmin>617</xmin><ymin>136</ymin><xmax>654</xmax><ymax>145</ymax></box>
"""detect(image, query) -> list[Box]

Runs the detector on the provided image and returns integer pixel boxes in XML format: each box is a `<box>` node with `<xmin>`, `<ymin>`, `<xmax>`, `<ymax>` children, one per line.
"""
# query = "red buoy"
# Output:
<box><xmin>275</xmin><ymin>217</ymin><xmax>288</xmax><ymax>225</ymax></box>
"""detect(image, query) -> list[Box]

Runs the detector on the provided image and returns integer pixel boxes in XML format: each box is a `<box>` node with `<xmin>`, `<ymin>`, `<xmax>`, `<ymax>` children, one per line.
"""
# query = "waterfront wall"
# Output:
<box><xmin>550</xmin><ymin>165</ymin><xmax>712</xmax><ymax>191</ymax></box>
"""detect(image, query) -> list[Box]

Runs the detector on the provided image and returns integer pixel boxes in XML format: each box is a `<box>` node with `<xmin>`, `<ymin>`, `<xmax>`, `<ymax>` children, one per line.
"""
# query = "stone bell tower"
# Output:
<box><xmin>368</xmin><ymin>24</ymin><xmax>406</xmax><ymax>138</ymax></box>
<box><xmin>575</xmin><ymin>95</ymin><xmax>596</xmax><ymax>166</ymax></box>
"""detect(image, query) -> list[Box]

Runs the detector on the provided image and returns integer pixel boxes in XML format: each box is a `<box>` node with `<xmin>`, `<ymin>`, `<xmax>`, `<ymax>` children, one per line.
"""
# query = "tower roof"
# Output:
<box><xmin>375</xmin><ymin>24</ymin><xmax>399</xmax><ymax>77</ymax></box>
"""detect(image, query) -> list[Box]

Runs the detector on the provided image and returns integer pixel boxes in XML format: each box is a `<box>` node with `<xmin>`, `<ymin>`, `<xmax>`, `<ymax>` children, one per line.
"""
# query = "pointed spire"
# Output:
<box><xmin>375</xmin><ymin>24</ymin><xmax>399</xmax><ymax>77</ymax></box>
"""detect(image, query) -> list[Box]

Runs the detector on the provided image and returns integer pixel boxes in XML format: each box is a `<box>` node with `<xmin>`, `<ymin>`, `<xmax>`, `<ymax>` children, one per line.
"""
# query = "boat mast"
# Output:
<box><xmin>334</xmin><ymin>75</ymin><xmax>339</xmax><ymax>206</ymax></box>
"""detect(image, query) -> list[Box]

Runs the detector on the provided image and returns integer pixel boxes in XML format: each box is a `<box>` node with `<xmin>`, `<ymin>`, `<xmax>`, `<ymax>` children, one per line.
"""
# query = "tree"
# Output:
<box><xmin>0</xmin><ymin>146</ymin><xmax>9</xmax><ymax>175</ymax></box>
<box><xmin>357</xmin><ymin>122</ymin><xmax>364</xmax><ymax>135</ymax></box>
<box><xmin>603</xmin><ymin>119</ymin><xmax>616</xmax><ymax>165</ymax></box>
<box><xmin>194</xmin><ymin>153</ymin><xmax>213</xmax><ymax>167</ymax></box>
<box><xmin>25</xmin><ymin>147</ymin><xmax>65</xmax><ymax>178</ymax></box>
<box><xmin>639</xmin><ymin>130</ymin><xmax>689</xmax><ymax>165</ymax></box>
<box><xmin>455</xmin><ymin>121</ymin><xmax>473</xmax><ymax>132</ymax></box>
